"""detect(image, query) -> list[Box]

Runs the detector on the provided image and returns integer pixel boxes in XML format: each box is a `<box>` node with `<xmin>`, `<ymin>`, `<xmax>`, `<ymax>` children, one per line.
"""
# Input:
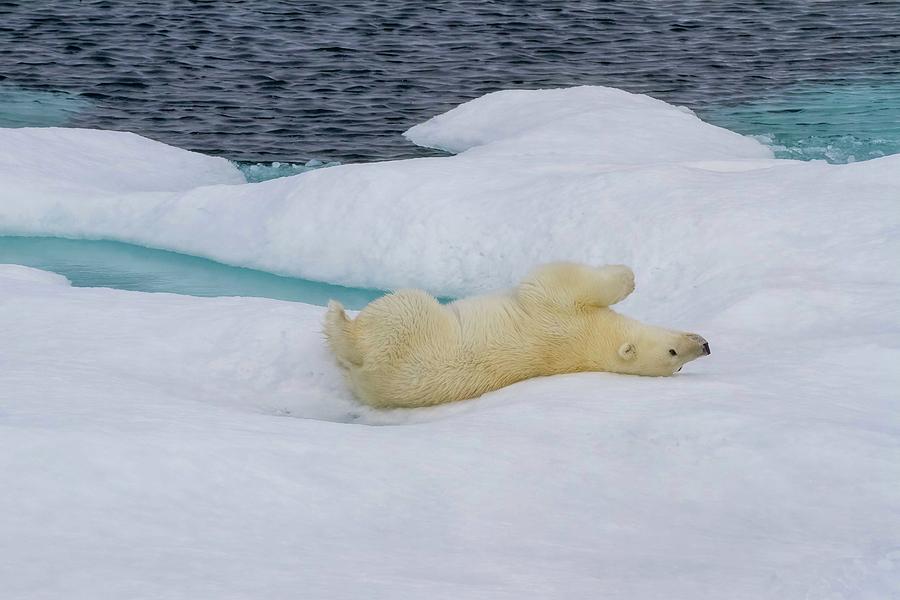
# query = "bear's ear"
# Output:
<box><xmin>618</xmin><ymin>343</ymin><xmax>636</xmax><ymax>361</ymax></box>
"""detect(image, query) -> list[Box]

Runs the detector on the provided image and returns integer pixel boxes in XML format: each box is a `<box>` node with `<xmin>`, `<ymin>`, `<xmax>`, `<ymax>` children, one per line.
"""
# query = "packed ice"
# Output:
<box><xmin>1</xmin><ymin>86</ymin><xmax>898</xmax><ymax>599</ymax></box>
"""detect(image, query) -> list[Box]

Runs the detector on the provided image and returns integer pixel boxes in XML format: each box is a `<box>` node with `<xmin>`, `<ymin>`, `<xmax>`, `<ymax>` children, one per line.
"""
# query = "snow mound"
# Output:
<box><xmin>404</xmin><ymin>86</ymin><xmax>773</xmax><ymax>161</ymax></box>
<box><xmin>0</xmin><ymin>263</ymin><xmax>70</xmax><ymax>287</ymax></box>
<box><xmin>2</xmin><ymin>266</ymin><xmax>899</xmax><ymax>598</ymax></box>
<box><xmin>0</xmin><ymin>127</ymin><xmax>245</xmax><ymax>193</ymax></box>
<box><xmin>1</xmin><ymin>89</ymin><xmax>897</xmax><ymax>302</ymax></box>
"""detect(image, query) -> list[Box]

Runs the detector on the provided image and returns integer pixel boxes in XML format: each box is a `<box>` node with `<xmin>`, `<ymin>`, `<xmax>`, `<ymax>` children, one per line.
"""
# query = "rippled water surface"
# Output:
<box><xmin>2</xmin><ymin>1</ymin><xmax>898</xmax><ymax>163</ymax></box>
<box><xmin>704</xmin><ymin>82</ymin><xmax>900</xmax><ymax>162</ymax></box>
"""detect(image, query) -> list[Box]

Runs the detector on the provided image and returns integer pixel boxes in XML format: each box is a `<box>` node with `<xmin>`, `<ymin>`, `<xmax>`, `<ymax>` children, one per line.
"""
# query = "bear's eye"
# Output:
<box><xmin>669</xmin><ymin>349</ymin><xmax>678</xmax><ymax>356</ymax></box>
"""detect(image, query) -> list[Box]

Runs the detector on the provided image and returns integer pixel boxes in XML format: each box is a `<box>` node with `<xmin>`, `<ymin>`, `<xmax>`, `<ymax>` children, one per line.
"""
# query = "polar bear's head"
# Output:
<box><xmin>593</xmin><ymin>312</ymin><xmax>710</xmax><ymax>377</ymax></box>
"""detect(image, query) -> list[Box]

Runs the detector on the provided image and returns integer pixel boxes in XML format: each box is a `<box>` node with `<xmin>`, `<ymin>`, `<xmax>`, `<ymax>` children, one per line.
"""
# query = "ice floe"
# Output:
<box><xmin>0</xmin><ymin>126</ymin><xmax>244</xmax><ymax>193</ymax></box>
<box><xmin>2</xmin><ymin>86</ymin><xmax>899</xmax><ymax>598</ymax></box>
<box><xmin>2</xmin><ymin>263</ymin><xmax>899</xmax><ymax>598</ymax></box>
<box><xmin>1</xmin><ymin>87</ymin><xmax>896</xmax><ymax>303</ymax></box>
<box><xmin>404</xmin><ymin>86</ymin><xmax>773</xmax><ymax>161</ymax></box>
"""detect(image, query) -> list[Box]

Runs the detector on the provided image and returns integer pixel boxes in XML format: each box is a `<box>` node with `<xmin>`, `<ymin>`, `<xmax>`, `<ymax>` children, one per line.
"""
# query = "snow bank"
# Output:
<box><xmin>0</xmin><ymin>262</ymin><xmax>70</xmax><ymax>286</ymax></box>
<box><xmin>1</xmin><ymin>87</ymin><xmax>895</xmax><ymax>303</ymax></box>
<box><xmin>2</xmin><ymin>143</ymin><xmax>896</xmax><ymax>308</ymax></box>
<box><xmin>0</xmin><ymin>127</ymin><xmax>244</xmax><ymax>193</ymax></box>
<box><xmin>404</xmin><ymin>86</ymin><xmax>773</xmax><ymax>161</ymax></box>
<box><xmin>2</xmin><ymin>264</ymin><xmax>899</xmax><ymax>599</ymax></box>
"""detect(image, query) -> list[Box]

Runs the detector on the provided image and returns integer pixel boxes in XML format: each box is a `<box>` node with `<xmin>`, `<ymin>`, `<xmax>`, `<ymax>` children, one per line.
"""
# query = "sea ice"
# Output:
<box><xmin>1</xmin><ymin>86</ymin><xmax>899</xmax><ymax>599</ymax></box>
<box><xmin>404</xmin><ymin>86</ymin><xmax>773</xmax><ymax>161</ymax></box>
<box><xmin>1</xmin><ymin>263</ymin><xmax>898</xmax><ymax>599</ymax></box>
<box><xmin>0</xmin><ymin>126</ymin><xmax>244</xmax><ymax>193</ymax></box>
<box><xmin>1</xmin><ymin>88</ymin><xmax>897</xmax><ymax>303</ymax></box>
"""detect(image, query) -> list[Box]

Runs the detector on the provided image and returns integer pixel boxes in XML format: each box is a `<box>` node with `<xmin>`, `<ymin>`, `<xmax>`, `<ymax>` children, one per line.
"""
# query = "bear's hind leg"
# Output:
<box><xmin>518</xmin><ymin>262</ymin><xmax>635</xmax><ymax>311</ymax></box>
<box><xmin>324</xmin><ymin>300</ymin><xmax>363</xmax><ymax>368</ymax></box>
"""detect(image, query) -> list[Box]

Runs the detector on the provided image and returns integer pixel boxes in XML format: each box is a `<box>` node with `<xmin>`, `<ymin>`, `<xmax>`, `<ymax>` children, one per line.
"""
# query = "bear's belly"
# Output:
<box><xmin>358</xmin><ymin>340</ymin><xmax>549</xmax><ymax>408</ymax></box>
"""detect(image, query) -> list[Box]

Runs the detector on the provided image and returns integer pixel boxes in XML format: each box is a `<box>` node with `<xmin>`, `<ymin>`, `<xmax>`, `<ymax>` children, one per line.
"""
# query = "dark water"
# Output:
<box><xmin>2</xmin><ymin>1</ymin><xmax>899</xmax><ymax>164</ymax></box>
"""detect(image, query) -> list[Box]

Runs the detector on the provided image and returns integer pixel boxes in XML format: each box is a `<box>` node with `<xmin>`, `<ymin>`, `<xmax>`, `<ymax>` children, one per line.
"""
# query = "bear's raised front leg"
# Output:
<box><xmin>517</xmin><ymin>262</ymin><xmax>635</xmax><ymax>311</ymax></box>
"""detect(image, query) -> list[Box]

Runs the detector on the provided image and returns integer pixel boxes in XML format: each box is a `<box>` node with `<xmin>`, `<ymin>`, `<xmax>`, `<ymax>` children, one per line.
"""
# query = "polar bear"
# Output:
<box><xmin>324</xmin><ymin>263</ymin><xmax>710</xmax><ymax>408</ymax></box>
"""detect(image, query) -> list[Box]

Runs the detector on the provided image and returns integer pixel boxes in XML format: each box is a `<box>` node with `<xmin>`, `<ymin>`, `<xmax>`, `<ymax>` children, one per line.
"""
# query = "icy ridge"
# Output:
<box><xmin>1</xmin><ymin>87</ymin><xmax>897</xmax><ymax>303</ymax></box>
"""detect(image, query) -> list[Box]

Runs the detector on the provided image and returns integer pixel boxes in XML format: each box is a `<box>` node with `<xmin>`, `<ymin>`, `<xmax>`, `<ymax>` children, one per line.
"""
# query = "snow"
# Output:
<box><xmin>2</xmin><ymin>263</ymin><xmax>899</xmax><ymax>599</ymax></box>
<box><xmin>404</xmin><ymin>86</ymin><xmax>773</xmax><ymax>161</ymax></box>
<box><xmin>0</xmin><ymin>88</ymin><xmax>895</xmax><ymax>301</ymax></box>
<box><xmin>0</xmin><ymin>127</ymin><xmax>245</xmax><ymax>193</ymax></box>
<box><xmin>2</xmin><ymin>86</ymin><xmax>900</xmax><ymax>598</ymax></box>
<box><xmin>0</xmin><ymin>262</ymin><xmax>70</xmax><ymax>286</ymax></box>
<box><xmin>0</xmin><ymin>85</ymin><xmax>777</xmax><ymax>295</ymax></box>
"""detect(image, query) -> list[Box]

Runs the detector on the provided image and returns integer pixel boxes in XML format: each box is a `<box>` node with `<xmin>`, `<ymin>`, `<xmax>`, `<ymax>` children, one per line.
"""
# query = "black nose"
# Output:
<box><xmin>702</xmin><ymin>342</ymin><xmax>710</xmax><ymax>355</ymax></box>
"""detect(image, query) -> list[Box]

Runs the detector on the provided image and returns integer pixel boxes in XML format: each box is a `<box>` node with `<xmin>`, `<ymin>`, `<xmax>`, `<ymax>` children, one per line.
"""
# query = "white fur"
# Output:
<box><xmin>324</xmin><ymin>263</ymin><xmax>709</xmax><ymax>408</ymax></box>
